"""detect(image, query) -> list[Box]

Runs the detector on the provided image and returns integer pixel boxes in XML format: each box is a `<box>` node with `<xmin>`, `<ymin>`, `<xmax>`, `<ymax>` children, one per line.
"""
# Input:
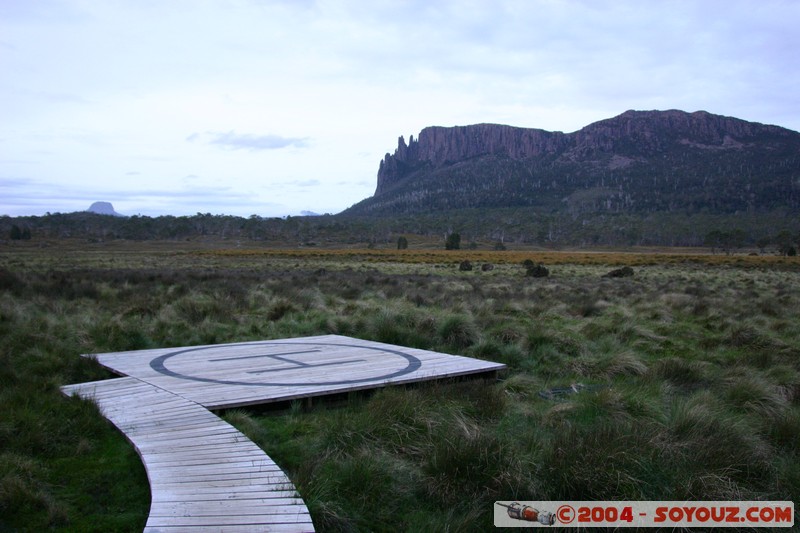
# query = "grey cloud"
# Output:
<box><xmin>0</xmin><ymin>177</ymin><xmax>37</xmax><ymax>188</ymax></box>
<box><xmin>271</xmin><ymin>179</ymin><xmax>321</xmax><ymax>188</ymax></box>
<box><xmin>196</xmin><ymin>131</ymin><xmax>310</xmax><ymax>151</ymax></box>
<box><xmin>31</xmin><ymin>90</ymin><xmax>90</xmax><ymax>105</ymax></box>
<box><xmin>126</xmin><ymin>187</ymin><xmax>249</xmax><ymax>200</ymax></box>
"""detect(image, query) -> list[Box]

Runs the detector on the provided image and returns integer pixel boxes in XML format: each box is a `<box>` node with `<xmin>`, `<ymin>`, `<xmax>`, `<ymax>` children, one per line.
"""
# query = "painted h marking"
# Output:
<box><xmin>249</xmin><ymin>358</ymin><xmax>366</xmax><ymax>374</ymax></box>
<box><xmin>208</xmin><ymin>348</ymin><xmax>366</xmax><ymax>375</ymax></box>
<box><xmin>209</xmin><ymin>349</ymin><xmax>323</xmax><ymax>362</ymax></box>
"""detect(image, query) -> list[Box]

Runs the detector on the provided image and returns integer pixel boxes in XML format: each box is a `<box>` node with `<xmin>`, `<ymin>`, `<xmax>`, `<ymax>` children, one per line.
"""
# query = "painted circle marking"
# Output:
<box><xmin>149</xmin><ymin>341</ymin><xmax>422</xmax><ymax>387</ymax></box>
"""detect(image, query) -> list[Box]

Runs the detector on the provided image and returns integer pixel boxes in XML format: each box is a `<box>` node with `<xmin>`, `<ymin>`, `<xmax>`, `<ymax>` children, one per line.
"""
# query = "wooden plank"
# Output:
<box><xmin>146</xmin><ymin>459</ymin><xmax>284</xmax><ymax>472</ymax></box>
<box><xmin>129</xmin><ymin>426</ymin><xmax>243</xmax><ymax>442</ymax></box>
<box><xmin>144</xmin><ymin>523</ymin><xmax>314</xmax><ymax>533</ymax></box>
<box><xmin>143</xmin><ymin>450</ymin><xmax>268</xmax><ymax>465</ymax></box>
<box><xmin>143</xmin><ymin>453</ymin><xmax>273</xmax><ymax>466</ymax></box>
<box><xmin>153</xmin><ymin>493</ymin><xmax>299</xmax><ymax>500</ymax></box>
<box><xmin>143</xmin><ymin>444</ymin><xmax>267</xmax><ymax>458</ymax></box>
<box><xmin>146</xmin><ymin>514</ymin><xmax>314</xmax><ymax>526</ymax></box>
<box><xmin>149</xmin><ymin>502</ymin><xmax>311</xmax><ymax>516</ymax></box>
<box><xmin>152</xmin><ymin>488</ymin><xmax>300</xmax><ymax>499</ymax></box>
<box><xmin>146</xmin><ymin>471</ymin><xmax>288</xmax><ymax>484</ymax></box>
<box><xmin>147</xmin><ymin>478</ymin><xmax>290</xmax><ymax>490</ymax></box>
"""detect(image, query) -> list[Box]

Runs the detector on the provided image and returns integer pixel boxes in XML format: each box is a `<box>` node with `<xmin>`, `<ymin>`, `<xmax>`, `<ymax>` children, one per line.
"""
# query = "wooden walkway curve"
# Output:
<box><xmin>62</xmin><ymin>377</ymin><xmax>314</xmax><ymax>532</ymax></box>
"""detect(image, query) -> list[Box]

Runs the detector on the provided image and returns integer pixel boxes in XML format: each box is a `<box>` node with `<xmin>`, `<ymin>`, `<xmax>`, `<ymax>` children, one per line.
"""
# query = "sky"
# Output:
<box><xmin>2</xmin><ymin>0</ymin><xmax>799</xmax><ymax>218</ymax></box>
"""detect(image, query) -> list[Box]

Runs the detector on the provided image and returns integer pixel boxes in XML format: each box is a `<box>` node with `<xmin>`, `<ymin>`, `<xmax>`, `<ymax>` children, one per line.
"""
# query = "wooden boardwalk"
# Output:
<box><xmin>62</xmin><ymin>377</ymin><xmax>314</xmax><ymax>532</ymax></box>
<box><xmin>62</xmin><ymin>335</ymin><xmax>505</xmax><ymax>531</ymax></box>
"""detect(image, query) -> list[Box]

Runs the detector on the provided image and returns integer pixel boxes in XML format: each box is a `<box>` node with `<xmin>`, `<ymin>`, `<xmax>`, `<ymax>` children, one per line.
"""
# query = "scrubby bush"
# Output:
<box><xmin>525</xmin><ymin>263</ymin><xmax>549</xmax><ymax>277</ymax></box>
<box><xmin>445</xmin><ymin>233</ymin><xmax>460</xmax><ymax>250</ymax></box>
<box><xmin>603</xmin><ymin>266</ymin><xmax>634</xmax><ymax>278</ymax></box>
<box><xmin>0</xmin><ymin>267</ymin><xmax>22</xmax><ymax>293</ymax></box>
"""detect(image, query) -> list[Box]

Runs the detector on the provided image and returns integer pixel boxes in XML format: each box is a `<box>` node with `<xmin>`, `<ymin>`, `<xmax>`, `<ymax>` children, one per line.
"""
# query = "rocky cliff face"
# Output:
<box><xmin>377</xmin><ymin>125</ymin><xmax>567</xmax><ymax>195</ymax></box>
<box><xmin>374</xmin><ymin>110</ymin><xmax>796</xmax><ymax>196</ymax></box>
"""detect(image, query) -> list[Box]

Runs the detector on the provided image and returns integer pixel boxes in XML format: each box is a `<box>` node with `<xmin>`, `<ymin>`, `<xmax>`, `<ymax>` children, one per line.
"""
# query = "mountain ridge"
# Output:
<box><xmin>350</xmin><ymin>109</ymin><xmax>800</xmax><ymax>217</ymax></box>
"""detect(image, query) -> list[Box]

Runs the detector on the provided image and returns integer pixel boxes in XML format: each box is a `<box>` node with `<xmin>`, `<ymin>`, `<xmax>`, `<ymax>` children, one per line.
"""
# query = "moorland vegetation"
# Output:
<box><xmin>1</xmin><ymin>242</ymin><xmax>799</xmax><ymax>531</ymax></box>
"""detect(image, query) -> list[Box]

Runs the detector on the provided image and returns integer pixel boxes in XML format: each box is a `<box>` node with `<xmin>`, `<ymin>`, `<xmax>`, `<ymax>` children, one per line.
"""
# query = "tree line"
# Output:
<box><xmin>2</xmin><ymin>210</ymin><xmax>799</xmax><ymax>252</ymax></box>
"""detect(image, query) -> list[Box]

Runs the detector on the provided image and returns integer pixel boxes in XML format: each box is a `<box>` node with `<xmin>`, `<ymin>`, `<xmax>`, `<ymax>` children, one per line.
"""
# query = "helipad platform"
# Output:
<box><xmin>84</xmin><ymin>334</ymin><xmax>506</xmax><ymax>409</ymax></box>
<box><xmin>63</xmin><ymin>335</ymin><xmax>505</xmax><ymax>531</ymax></box>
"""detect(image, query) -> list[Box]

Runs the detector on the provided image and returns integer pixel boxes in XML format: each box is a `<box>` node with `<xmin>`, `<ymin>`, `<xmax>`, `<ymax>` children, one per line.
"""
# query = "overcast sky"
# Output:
<box><xmin>2</xmin><ymin>0</ymin><xmax>799</xmax><ymax>217</ymax></box>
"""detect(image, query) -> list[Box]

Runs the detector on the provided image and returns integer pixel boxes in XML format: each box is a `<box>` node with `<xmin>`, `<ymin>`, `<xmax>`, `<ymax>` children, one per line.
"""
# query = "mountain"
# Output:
<box><xmin>344</xmin><ymin>110</ymin><xmax>800</xmax><ymax>217</ymax></box>
<box><xmin>86</xmin><ymin>201</ymin><xmax>125</xmax><ymax>217</ymax></box>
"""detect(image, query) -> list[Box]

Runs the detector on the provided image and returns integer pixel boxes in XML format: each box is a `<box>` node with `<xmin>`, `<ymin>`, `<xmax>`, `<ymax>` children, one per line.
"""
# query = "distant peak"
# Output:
<box><xmin>87</xmin><ymin>201</ymin><xmax>125</xmax><ymax>217</ymax></box>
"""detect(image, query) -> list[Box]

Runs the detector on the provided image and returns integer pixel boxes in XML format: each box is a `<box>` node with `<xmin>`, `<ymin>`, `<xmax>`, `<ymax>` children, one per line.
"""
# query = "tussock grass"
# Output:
<box><xmin>0</xmin><ymin>453</ymin><xmax>66</xmax><ymax>526</ymax></box>
<box><xmin>665</xmin><ymin>394</ymin><xmax>775</xmax><ymax>493</ymax></box>
<box><xmin>647</xmin><ymin>356</ymin><xmax>715</xmax><ymax>390</ymax></box>
<box><xmin>571</xmin><ymin>350</ymin><xmax>649</xmax><ymax>379</ymax></box>
<box><xmin>437</xmin><ymin>313</ymin><xmax>478</xmax><ymax>350</ymax></box>
<box><xmin>2</xmin><ymin>245</ymin><xmax>799</xmax><ymax>530</ymax></box>
<box><xmin>422</xmin><ymin>412</ymin><xmax>513</xmax><ymax>506</ymax></box>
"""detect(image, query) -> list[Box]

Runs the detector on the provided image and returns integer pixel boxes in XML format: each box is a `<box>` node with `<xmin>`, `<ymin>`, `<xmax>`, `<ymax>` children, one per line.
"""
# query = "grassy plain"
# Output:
<box><xmin>1</xmin><ymin>241</ymin><xmax>799</xmax><ymax>531</ymax></box>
